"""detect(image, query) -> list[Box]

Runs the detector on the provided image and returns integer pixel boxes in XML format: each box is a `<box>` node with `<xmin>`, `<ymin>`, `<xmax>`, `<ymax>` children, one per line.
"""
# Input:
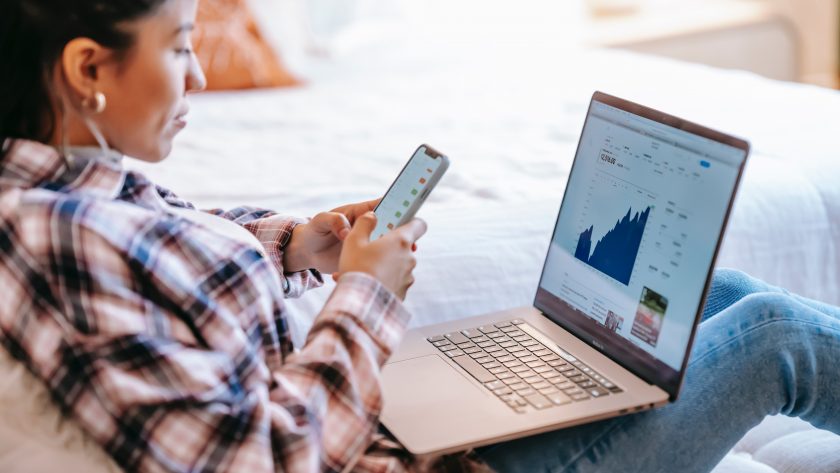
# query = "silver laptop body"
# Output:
<box><xmin>381</xmin><ymin>91</ymin><xmax>750</xmax><ymax>456</ymax></box>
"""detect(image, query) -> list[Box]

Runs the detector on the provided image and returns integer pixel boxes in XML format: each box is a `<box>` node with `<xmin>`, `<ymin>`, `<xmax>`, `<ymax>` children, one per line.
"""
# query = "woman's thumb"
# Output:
<box><xmin>347</xmin><ymin>211</ymin><xmax>378</xmax><ymax>242</ymax></box>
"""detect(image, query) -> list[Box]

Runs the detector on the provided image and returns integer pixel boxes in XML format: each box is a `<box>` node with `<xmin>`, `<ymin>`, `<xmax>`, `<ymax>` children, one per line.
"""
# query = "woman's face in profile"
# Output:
<box><xmin>83</xmin><ymin>0</ymin><xmax>206</xmax><ymax>161</ymax></box>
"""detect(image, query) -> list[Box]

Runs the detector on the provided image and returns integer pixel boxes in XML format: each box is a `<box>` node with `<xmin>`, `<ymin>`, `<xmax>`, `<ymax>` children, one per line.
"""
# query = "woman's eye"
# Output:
<box><xmin>175</xmin><ymin>48</ymin><xmax>193</xmax><ymax>55</ymax></box>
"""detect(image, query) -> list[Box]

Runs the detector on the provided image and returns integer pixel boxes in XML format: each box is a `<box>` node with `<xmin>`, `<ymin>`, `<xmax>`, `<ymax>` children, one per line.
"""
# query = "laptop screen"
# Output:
<box><xmin>535</xmin><ymin>92</ymin><xmax>748</xmax><ymax>399</ymax></box>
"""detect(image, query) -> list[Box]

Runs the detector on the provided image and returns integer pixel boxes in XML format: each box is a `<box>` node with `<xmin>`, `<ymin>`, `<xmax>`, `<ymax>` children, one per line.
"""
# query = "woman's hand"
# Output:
<box><xmin>336</xmin><ymin>212</ymin><xmax>427</xmax><ymax>299</ymax></box>
<box><xmin>283</xmin><ymin>199</ymin><xmax>383</xmax><ymax>274</ymax></box>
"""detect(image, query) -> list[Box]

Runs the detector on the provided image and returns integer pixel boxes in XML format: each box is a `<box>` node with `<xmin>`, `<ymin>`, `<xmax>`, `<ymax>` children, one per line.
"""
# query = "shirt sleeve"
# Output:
<box><xmin>7</xmin><ymin>199</ymin><xmax>413</xmax><ymax>473</ymax></box>
<box><xmin>154</xmin><ymin>184</ymin><xmax>322</xmax><ymax>297</ymax></box>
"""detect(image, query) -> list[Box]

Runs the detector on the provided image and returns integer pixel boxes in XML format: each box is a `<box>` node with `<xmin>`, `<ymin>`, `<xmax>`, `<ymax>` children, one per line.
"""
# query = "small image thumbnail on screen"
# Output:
<box><xmin>604</xmin><ymin>310</ymin><xmax>624</xmax><ymax>333</ymax></box>
<box><xmin>630</xmin><ymin>287</ymin><xmax>669</xmax><ymax>347</ymax></box>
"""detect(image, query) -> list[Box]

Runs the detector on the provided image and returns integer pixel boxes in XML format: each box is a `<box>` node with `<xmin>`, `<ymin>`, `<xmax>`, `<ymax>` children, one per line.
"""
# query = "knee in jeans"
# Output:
<box><xmin>712</xmin><ymin>268</ymin><xmax>764</xmax><ymax>298</ymax></box>
<box><xmin>734</xmin><ymin>292</ymin><xmax>811</xmax><ymax>327</ymax></box>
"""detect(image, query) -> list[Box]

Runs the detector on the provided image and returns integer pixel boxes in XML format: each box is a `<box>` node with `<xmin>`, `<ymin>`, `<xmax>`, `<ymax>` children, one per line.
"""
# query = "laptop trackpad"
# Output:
<box><xmin>381</xmin><ymin>354</ymin><xmax>496</xmax><ymax>449</ymax></box>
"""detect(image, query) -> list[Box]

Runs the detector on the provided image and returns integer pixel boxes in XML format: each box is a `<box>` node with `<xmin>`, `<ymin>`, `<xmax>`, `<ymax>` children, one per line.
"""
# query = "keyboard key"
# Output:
<box><xmin>488</xmin><ymin>333</ymin><xmax>508</xmax><ymax>341</ymax></box>
<box><xmin>517</xmin><ymin>369</ymin><xmax>537</xmax><ymax>378</ymax></box>
<box><xmin>511</xmin><ymin>319</ymin><xmax>525</xmax><ymax>325</ymax></box>
<box><xmin>497</xmin><ymin>372</ymin><xmax>515</xmax><ymax>380</ymax></box>
<box><xmin>469</xmin><ymin>351</ymin><xmax>488</xmax><ymax>359</ymax></box>
<box><xmin>524</xmin><ymin>393</ymin><xmax>552</xmax><ymax>409</ymax></box>
<box><xmin>427</xmin><ymin>335</ymin><xmax>446</xmax><ymax>343</ymax></box>
<box><xmin>531</xmin><ymin>381</ymin><xmax>552</xmax><ymax>390</ymax></box>
<box><xmin>521</xmin><ymin>375</ymin><xmax>542</xmax><ymax>384</ymax></box>
<box><xmin>541</xmin><ymin>354</ymin><xmax>561</xmax><ymax>362</ymax></box>
<box><xmin>445</xmin><ymin>332</ymin><xmax>470</xmax><ymax>345</ymax></box>
<box><xmin>513</xmin><ymin>406</ymin><xmax>527</xmax><ymax>414</ymax></box>
<box><xmin>457</xmin><ymin>342</ymin><xmax>476</xmax><ymax>349</ymax></box>
<box><xmin>514</xmin><ymin>386</ymin><xmax>536</xmax><ymax>396</ymax></box>
<box><xmin>588</xmin><ymin>387</ymin><xmax>609</xmax><ymax>398</ymax></box>
<box><xmin>463</xmin><ymin>347</ymin><xmax>482</xmax><ymax>355</ymax></box>
<box><xmin>520</xmin><ymin>339</ymin><xmax>538</xmax><ymax>347</ymax></box>
<box><xmin>451</xmin><ymin>355</ymin><xmax>496</xmax><ymax>383</ymax></box>
<box><xmin>495</xmin><ymin>354</ymin><xmax>515</xmax><ymax>363</ymax></box>
<box><xmin>436</xmin><ymin>344</ymin><xmax>455</xmax><ymax>352</ymax></box>
<box><xmin>500</xmin><ymin>326</ymin><xmax>519</xmax><ymax>333</ymax></box>
<box><xmin>527</xmin><ymin>344</ymin><xmax>547</xmax><ymax>352</ymax></box>
<box><xmin>518</xmin><ymin>355</ymin><xmax>538</xmax><ymax>363</ymax></box>
<box><xmin>507</xmin><ymin>345</ymin><xmax>527</xmax><ymax>354</ymax></box>
<box><xmin>444</xmin><ymin>349</ymin><xmax>465</xmax><ymax>357</ymax></box>
<box><xmin>609</xmin><ymin>387</ymin><xmax>624</xmax><ymax>393</ymax></box>
<box><xmin>488</xmin><ymin>366</ymin><xmax>508</xmax><ymax>374</ymax></box>
<box><xmin>461</xmin><ymin>328</ymin><xmax>483</xmax><ymax>338</ymax></box>
<box><xmin>512</xmin><ymin>335</ymin><xmax>531</xmax><ymax>342</ymax></box>
<box><xmin>508</xmin><ymin>382</ymin><xmax>528</xmax><ymax>391</ymax></box>
<box><xmin>499</xmin><ymin>341</ymin><xmax>517</xmax><ymax>349</ymax></box>
<box><xmin>477</xmin><ymin>341</ymin><xmax>495</xmax><ymax>348</ymax></box>
<box><xmin>494</xmin><ymin>321</ymin><xmax>512</xmax><ymax>329</ymax></box>
<box><xmin>578</xmin><ymin>380</ymin><xmax>597</xmax><ymax>389</ymax></box>
<box><xmin>553</xmin><ymin>380</ymin><xmax>575</xmax><ymax>389</ymax></box>
<box><xmin>506</xmin><ymin>330</ymin><xmax>525</xmax><ymax>337</ymax></box>
<box><xmin>548</xmin><ymin>392</ymin><xmax>572</xmax><ymax>405</ymax></box>
<box><xmin>475</xmin><ymin>356</ymin><xmax>494</xmax><ymax>364</ymax></box>
<box><xmin>533</xmin><ymin>349</ymin><xmax>553</xmax><ymax>357</ymax></box>
<box><xmin>502</xmin><ymin>360</ymin><xmax>523</xmax><ymax>368</ymax></box>
<box><xmin>564</xmin><ymin>369</ymin><xmax>582</xmax><ymax>377</ymax></box>
<box><xmin>494</xmin><ymin>387</ymin><xmax>512</xmax><ymax>396</ymax></box>
<box><xmin>502</xmin><ymin>377</ymin><xmax>522</xmax><ymax>385</ymax></box>
<box><xmin>478</xmin><ymin>325</ymin><xmax>500</xmax><ymax>334</ymax></box>
<box><xmin>541</xmin><ymin>370</ymin><xmax>562</xmax><ymax>380</ymax></box>
<box><xmin>527</xmin><ymin>361</ymin><xmax>547</xmax><ymax>369</ymax></box>
<box><xmin>554</xmin><ymin>348</ymin><xmax>577</xmax><ymax>362</ymax></box>
<box><xmin>481</xmin><ymin>361</ymin><xmax>501</xmax><ymax>369</ymax></box>
<box><xmin>570</xmin><ymin>392</ymin><xmax>590</xmax><ymax>401</ymax></box>
<box><xmin>484</xmin><ymin>345</ymin><xmax>504</xmax><ymax>353</ymax></box>
<box><xmin>568</xmin><ymin>375</ymin><xmax>588</xmax><ymax>383</ymax></box>
<box><xmin>485</xmin><ymin>380</ymin><xmax>505</xmax><ymax>390</ymax></box>
<box><xmin>510</xmin><ymin>365</ymin><xmax>530</xmax><ymax>374</ymax></box>
<box><xmin>538</xmin><ymin>386</ymin><xmax>559</xmax><ymax>395</ymax></box>
<box><xmin>432</xmin><ymin>340</ymin><xmax>451</xmax><ymax>348</ymax></box>
<box><xmin>472</xmin><ymin>336</ymin><xmax>491</xmax><ymax>344</ymax></box>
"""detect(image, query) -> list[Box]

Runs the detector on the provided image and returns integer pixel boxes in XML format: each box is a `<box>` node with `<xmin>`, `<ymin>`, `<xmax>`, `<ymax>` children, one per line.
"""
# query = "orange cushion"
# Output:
<box><xmin>192</xmin><ymin>0</ymin><xmax>300</xmax><ymax>90</ymax></box>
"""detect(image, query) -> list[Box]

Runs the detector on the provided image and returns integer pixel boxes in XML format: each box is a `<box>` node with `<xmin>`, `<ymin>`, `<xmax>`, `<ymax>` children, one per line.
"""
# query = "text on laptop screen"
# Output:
<box><xmin>536</xmin><ymin>99</ymin><xmax>745</xmax><ymax>380</ymax></box>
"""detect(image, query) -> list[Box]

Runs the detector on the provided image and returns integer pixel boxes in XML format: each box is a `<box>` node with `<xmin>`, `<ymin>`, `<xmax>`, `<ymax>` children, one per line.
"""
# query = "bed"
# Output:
<box><xmin>4</xmin><ymin>32</ymin><xmax>840</xmax><ymax>472</ymax></box>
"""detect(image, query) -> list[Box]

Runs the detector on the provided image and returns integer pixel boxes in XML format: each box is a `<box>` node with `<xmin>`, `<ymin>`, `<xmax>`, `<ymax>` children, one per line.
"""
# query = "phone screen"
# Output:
<box><xmin>371</xmin><ymin>145</ymin><xmax>448</xmax><ymax>240</ymax></box>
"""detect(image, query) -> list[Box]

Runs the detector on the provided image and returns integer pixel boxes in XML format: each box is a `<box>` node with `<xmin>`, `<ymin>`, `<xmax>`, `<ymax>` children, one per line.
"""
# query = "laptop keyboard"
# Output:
<box><xmin>428</xmin><ymin>320</ymin><xmax>623</xmax><ymax>413</ymax></box>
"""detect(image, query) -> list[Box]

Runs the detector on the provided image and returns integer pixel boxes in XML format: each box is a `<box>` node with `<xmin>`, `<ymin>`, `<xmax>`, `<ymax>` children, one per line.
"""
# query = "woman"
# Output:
<box><xmin>1</xmin><ymin>1</ymin><xmax>839</xmax><ymax>472</ymax></box>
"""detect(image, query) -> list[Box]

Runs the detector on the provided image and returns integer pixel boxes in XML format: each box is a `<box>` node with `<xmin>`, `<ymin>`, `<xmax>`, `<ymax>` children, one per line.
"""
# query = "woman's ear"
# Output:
<box><xmin>60</xmin><ymin>38</ymin><xmax>112</xmax><ymax>102</ymax></box>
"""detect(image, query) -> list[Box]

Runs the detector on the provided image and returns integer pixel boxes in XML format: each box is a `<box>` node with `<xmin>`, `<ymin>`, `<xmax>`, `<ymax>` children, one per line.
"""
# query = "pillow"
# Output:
<box><xmin>193</xmin><ymin>0</ymin><xmax>301</xmax><ymax>90</ymax></box>
<box><xmin>0</xmin><ymin>346</ymin><xmax>120</xmax><ymax>473</ymax></box>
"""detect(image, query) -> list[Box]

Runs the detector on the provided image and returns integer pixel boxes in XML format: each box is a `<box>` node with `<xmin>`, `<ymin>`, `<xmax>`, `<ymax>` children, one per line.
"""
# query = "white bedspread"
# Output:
<box><xmin>128</xmin><ymin>37</ymin><xmax>840</xmax><ymax>345</ymax></box>
<box><xmin>3</xmin><ymin>33</ymin><xmax>838</xmax><ymax>473</ymax></box>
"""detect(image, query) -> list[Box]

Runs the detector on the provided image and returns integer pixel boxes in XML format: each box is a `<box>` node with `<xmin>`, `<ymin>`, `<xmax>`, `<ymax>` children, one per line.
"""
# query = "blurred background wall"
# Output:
<box><xmin>250</xmin><ymin>0</ymin><xmax>839</xmax><ymax>88</ymax></box>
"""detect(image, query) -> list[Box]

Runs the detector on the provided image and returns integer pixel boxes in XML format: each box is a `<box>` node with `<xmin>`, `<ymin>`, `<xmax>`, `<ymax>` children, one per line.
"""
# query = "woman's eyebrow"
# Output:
<box><xmin>173</xmin><ymin>22</ymin><xmax>195</xmax><ymax>36</ymax></box>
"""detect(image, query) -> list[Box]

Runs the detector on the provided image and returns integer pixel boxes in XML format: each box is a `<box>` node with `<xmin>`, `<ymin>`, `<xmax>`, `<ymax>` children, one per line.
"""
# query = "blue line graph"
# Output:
<box><xmin>574</xmin><ymin>206</ymin><xmax>651</xmax><ymax>285</ymax></box>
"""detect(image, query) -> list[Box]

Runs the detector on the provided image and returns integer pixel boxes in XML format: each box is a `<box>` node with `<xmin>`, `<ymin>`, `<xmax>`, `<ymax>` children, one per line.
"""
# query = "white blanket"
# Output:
<box><xmin>129</xmin><ymin>38</ymin><xmax>840</xmax><ymax>346</ymax></box>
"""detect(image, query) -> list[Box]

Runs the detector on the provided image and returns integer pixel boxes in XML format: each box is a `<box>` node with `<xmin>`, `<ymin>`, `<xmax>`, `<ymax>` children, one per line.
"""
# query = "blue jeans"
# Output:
<box><xmin>477</xmin><ymin>269</ymin><xmax>840</xmax><ymax>472</ymax></box>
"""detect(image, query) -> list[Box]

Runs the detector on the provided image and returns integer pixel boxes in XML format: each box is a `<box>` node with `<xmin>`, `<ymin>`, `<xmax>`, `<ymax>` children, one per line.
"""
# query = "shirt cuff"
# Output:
<box><xmin>244</xmin><ymin>216</ymin><xmax>324</xmax><ymax>298</ymax></box>
<box><xmin>319</xmin><ymin>272</ymin><xmax>411</xmax><ymax>357</ymax></box>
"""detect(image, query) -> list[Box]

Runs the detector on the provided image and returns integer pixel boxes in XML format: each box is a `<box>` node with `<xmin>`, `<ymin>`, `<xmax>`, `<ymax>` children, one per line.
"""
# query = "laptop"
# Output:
<box><xmin>380</xmin><ymin>91</ymin><xmax>750</xmax><ymax>456</ymax></box>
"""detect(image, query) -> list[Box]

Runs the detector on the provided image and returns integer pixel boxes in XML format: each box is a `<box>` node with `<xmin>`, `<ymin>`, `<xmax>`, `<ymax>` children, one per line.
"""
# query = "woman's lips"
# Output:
<box><xmin>173</xmin><ymin>110</ymin><xmax>189</xmax><ymax>130</ymax></box>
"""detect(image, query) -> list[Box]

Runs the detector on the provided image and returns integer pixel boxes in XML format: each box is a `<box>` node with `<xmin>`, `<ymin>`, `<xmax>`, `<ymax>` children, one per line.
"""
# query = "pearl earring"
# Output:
<box><xmin>82</xmin><ymin>91</ymin><xmax>107</xmax><ymax>114</ymax></box>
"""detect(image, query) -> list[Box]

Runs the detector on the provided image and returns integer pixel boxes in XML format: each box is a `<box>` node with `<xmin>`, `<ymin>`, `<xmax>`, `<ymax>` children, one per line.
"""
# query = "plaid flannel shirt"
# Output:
<box><xmin>0</xmin><ymin>140</ymin><xmax>489</xmax><ymax>472</ymax></box>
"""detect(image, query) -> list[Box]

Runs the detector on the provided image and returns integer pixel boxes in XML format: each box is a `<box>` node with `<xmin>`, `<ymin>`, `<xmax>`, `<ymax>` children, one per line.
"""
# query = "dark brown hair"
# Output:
<box><xmin>0</xmin><ymin>0</ymin><xmax>168</xmax><ymax>154</ymax></box>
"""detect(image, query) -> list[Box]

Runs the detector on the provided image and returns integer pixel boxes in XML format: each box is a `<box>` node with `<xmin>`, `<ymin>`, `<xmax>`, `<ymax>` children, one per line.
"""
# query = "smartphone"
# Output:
<box><xmin>371</xmin><ymin>144</ymin><xmax>450</xmax><ymax>240</ymax></box>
